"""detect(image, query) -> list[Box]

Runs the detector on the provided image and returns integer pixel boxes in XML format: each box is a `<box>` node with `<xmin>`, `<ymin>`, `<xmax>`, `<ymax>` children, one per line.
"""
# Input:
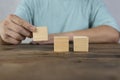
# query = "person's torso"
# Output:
<box><xmin>32</xmin><ymin>0</ymin><xmax>91</xmax><ymax>33</ymax></box>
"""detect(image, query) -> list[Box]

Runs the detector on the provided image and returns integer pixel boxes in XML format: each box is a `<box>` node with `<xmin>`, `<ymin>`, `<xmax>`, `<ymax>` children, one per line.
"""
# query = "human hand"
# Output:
<box><xmin>0</xmin><ymin>14</ymin><xmax>36</xmax><ymax>44</ymax></box>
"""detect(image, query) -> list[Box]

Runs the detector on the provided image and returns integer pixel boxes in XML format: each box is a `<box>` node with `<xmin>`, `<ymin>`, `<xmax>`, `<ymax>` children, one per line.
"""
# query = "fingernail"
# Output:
<box><xmin>30</xmin><ymin>26</ymin><xmax>36</xmax><ymax>32</ymax></box>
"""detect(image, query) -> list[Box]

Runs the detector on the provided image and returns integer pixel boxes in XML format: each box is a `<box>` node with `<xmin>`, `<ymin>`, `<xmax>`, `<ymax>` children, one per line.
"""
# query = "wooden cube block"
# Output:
<box><xmin>33</xmin><ymin>27</ymin><xmax>48</xmax><ymax>41</ymax></box>
<box><xmin>74</xmin><ymin>36</ymin><xmax>89</xmax><ymax>52</ymax></box>
<box><xmin>54</xmin><ymin>36</ymin><xmax>69</xmax><ymax>52</ymax></box>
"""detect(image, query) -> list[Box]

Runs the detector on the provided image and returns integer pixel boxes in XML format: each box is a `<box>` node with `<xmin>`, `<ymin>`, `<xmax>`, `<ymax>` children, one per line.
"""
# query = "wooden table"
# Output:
<box><xmin>0</xmin><ymin>44</ymin><xmax>120</xmax><ymax>80</ymax></box>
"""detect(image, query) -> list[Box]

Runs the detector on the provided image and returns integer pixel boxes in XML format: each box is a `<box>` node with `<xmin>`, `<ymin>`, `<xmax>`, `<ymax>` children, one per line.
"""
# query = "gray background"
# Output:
<box><xmin>0</xmin><ymin>0</ymin><xmax>120</xmax><ymax>43</ymax></box>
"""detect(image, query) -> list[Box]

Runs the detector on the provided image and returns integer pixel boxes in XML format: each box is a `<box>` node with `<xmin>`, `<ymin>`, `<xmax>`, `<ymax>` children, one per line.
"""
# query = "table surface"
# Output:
<box><xmin>0</xmin><ymin>44</ymin><xmax>120</xmax><ymax>80</ymax></box>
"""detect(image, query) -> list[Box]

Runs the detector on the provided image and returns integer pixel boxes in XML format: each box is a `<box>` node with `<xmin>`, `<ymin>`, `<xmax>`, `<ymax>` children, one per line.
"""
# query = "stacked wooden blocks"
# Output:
<box><xmin>33</xmin><ymin>27</ymin><xmax>89</xmax><ymax>52</ymax></box>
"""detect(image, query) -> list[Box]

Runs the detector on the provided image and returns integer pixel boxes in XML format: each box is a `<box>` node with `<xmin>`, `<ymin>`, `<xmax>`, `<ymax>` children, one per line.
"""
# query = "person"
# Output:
<box><xmin>0</xmin><ymin>0</ymin><xmax>120</xmax><ymax>45</ymax></box>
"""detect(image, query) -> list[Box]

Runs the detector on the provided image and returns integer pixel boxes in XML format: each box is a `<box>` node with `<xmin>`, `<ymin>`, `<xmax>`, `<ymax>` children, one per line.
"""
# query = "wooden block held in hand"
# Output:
<box><xmin>33</xmin><ymin>27</ymin><xmax>48</xmax><ymax>41</ymax></box>
<box><xmin>54</xmin><ymin>36</ymin><xmax>69</xmax><ymax>52</ymax></box>
<box><xmin>74</xmin><ymin>36</ymin><xmax>89</xmax><ymax>52</ymax></box>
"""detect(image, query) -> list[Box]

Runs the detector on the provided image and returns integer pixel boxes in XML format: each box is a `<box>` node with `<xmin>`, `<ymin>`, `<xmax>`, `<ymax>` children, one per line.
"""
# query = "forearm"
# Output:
<box><xmin>53</xmin><ymin>26</ymin><xmax>119</xmax><ymax>43</ymax></box>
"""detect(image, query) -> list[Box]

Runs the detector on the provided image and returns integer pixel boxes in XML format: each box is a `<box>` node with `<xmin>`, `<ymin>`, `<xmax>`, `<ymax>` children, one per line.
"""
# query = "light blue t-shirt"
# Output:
<box><xmin>15</xmin><ymin>0</ymin><xmax>120</xmax><ymax>34</ymax></box>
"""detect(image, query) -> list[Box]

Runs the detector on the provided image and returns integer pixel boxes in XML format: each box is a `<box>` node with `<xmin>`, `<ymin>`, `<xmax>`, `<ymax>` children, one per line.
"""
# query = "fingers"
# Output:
<box><xmin>1</xmin><ymin>34</ymin><xmax>21</xmax><ymax>45</ymax></box>
<box><xmin>7</xmin><ymin>22</ymin><xmax>32</xmax><ymax>38</ymax></box>
<box><xmin>0</xmin><ymin>28</ymin><xmax>24</xmax><ymax>44</ymax></box>
<box><xmin>9</xmin><ymin>14</ymin><xmax>36</xmax><ymax>32</ymax></box>
<box><xmin>0</xmin><ymin>14</ymin><xmax>36</xmax><ymax>45</ymax></box>
<box><xmin>6</xmin><ymin>30</ymin><xmax>25</xmax><ymax>41</ymax></box>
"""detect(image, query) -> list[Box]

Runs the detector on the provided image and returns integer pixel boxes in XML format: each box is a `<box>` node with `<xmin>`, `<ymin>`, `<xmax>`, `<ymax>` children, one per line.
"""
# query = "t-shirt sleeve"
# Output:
<box><xmin>89</xmin><ymin>0</ymin><xmax>120</xmax><ymax>32</ymax></box>
<box><xmin>14</xmin><ymin>0</ymin><xmax>33</xmax><ymax>24</ymax></box>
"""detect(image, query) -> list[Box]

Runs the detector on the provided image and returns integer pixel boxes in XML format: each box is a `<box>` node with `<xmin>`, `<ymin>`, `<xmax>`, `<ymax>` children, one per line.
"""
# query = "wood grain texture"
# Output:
<box><xmin>74</xmin><ymin>36</ymin><xmax>89</xmax><ymax>52</ymax></box>
<box><xmin>0</xmin><ymin>44</ymin><xmax>120</xmax><ymax>80</ymax></box>
<box><xmin>33</xmin><ymin>27</ymin><xmax>48</xmax><ymax>41</ymax></box>
<box><xmin>54</xmin><ymin>36</ymin><xmax>69</xmax><ymax>52</ymax></box>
